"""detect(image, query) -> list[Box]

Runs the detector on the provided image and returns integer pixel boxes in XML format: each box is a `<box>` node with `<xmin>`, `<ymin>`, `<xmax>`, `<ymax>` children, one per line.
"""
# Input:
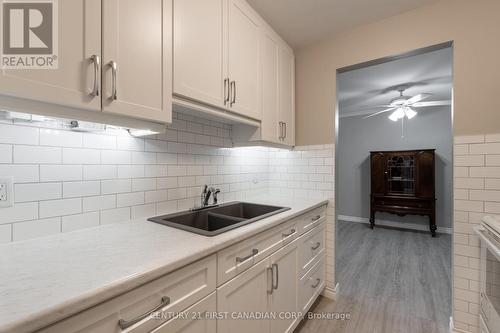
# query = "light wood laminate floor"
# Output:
<box><xmin>296</xmin><ymin>221</ymin><xmax>452</xmax><ymax>333</ymax></box>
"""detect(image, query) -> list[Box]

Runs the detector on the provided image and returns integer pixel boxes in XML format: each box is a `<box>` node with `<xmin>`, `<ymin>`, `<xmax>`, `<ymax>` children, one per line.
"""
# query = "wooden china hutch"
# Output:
<box><xmin>370</xmin><ymin>149</ymin><xmax>437</xmax><ymax>237</ymax></box>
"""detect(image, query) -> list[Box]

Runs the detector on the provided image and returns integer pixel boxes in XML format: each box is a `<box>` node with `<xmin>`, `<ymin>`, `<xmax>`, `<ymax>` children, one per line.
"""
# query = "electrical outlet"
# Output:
<box><xmin>0</xmin><ymin>177</ymin><xmax>13</xmax><ymax>208</ymax></box>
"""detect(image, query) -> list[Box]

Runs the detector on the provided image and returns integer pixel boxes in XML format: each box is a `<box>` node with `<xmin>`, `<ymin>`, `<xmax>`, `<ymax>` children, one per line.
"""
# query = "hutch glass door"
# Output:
<box><xmin>386</xmin><ymin>155</ymin><xmax>415</xmax><ymax>195</ymax></box>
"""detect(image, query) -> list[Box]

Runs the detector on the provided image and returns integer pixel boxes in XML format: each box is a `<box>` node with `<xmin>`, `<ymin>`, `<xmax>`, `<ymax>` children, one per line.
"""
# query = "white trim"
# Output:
<box><xmin>338</xmin><ymin>215</ymin><xmax>453</xmax><ymax>234</ymax></box>
<box><xmin>321</xmin><ymin>283</ymin><xmax>339</xmax><ymax>301</ymax></box>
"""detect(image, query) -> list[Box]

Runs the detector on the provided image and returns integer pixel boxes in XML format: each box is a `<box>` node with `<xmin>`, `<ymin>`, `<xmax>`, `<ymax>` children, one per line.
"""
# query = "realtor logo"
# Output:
<box><xmin>1</xmin><ymin>0</ymin><xmax>58</xmax><ymax>69</ymax></box>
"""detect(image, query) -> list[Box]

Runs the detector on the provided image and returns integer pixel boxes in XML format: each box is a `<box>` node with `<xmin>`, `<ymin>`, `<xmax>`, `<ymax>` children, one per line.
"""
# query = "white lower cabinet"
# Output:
<box><xmin>151</xmin><ymin>293</ymin><xmax>217</xmax><ymax>333</ymax></box>
<box><xmin>36</xmin><ymin>205</ymin><xmax>327</xmax><ymax>333</ymax></box>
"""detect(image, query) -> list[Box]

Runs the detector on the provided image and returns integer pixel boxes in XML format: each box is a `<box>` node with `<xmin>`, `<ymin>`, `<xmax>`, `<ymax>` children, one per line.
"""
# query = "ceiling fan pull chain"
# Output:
<box><xmin>401</xmin><ymin>118</ymin><xmax>405</xmax><ymax>138</ymax></box>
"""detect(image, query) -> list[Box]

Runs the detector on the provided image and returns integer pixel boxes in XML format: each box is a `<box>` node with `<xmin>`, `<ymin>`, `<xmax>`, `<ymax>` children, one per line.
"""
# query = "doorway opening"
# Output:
<box><xmin>334</xmin><ymin>43</ymin><xmax>453</xmax><ymax>333</ymax></box>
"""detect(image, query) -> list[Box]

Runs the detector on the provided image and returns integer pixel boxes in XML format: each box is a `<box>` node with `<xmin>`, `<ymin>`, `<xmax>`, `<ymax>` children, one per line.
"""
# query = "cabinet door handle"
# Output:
<box><xmin>109</xmin><ymin>61</ymin><xmax>118</xmax><ymax>101</ymax></box>
<box><xmin>236</xmin><ymin>248</ymin><xmax>258</xmax><ymax>263</ymax></box>
<box><xmin>230</xmin><ymin>81</ymin><xmax>236</xmax><ymax>106</ymax></box>
<box><xmin>278</xmin><ymin>122</ymin><xmax>283</xmax><ymax>140</ymax></box>
<box><xmin>282</xmin><ymin>229</ymin><xmax>296</xmax><ymax>238</ymax></box>
<box><xmin>272</xmin><ymin>263</ymin><xmax>279</xmax><ymax>290</ymax></box>
<box><xmin>89</xmin><ymin>55</ymin><xmax>100</xmax><ymax>97</ymax></box>
<box><xmin>283</xmin><ymin>122</ymin><xmax>287</xmax><ymax>139</ymax></box>
<box><xmin>118</xmin><ymin>296</ymin><xmax>170</xmax><ymax>329</ymax></box>
<box><xmin>267</xmin><ymin>267</ymin><xmax>274</xmax><ymax>294</ymax></box>
<box><xmin>224</xmin><ymin>78</ymin><xmax>230</xmax><ymax>105</ymax></box>
<box><xmin>311</xmin><ymin>242</ymin><xmax>321</xmax><ymax>250</ymax></box>
<box><xmin>311</xmin><ymin>278</ymin><xmax>321</xmax><ymax>289</ymax></box>
<box><xmin>311</xmin><ymin>215</ymin><xmax>321</xmax><ymax>222</ymax></box>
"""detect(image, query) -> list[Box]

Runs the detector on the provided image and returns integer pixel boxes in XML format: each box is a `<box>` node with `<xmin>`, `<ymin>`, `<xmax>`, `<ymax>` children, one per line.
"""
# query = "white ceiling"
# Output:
<box><xmin>338</xmin><ymin>47</ymin><xmax>453</xmax><ymax>117</ymax></box>
<box><xmin>246</xmin><ymin>0</ymin><xmax>439</xmax><ymax>49</ymax></box>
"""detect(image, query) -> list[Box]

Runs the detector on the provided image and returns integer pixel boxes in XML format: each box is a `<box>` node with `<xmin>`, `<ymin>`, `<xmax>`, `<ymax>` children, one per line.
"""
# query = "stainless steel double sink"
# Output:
<box><xmin>148</xmin><ymin>202</ymin><xmax>290</xmax><ymax>236</ymax></box>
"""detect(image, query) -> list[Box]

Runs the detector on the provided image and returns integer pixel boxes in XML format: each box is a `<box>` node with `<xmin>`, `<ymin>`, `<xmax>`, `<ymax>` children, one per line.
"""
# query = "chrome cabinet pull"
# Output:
<box><xmin>109</xmin><ymin>61</ymin><xmax>118</xmax><ymax>101</ymax></box>
<box><xmin>118</xmin><ymin>296</ymin><xmax>170</xmax><ymax>329</ymax></box>
<box><xmin>282</xmin><ymin>229</ymin><xmax>296</xmax><ymax>238</ymax></box>
<box><xmin>311</xmin><ymin>215</ymin><xmax>321</xmax><ymax>222</ymax></box>
<box><xmin>230</xmin><ymin>81</ymin><xmax>236</xmax><ymax>106</ymax></box>
<box><xmin>311</xmin><ymin>278</ymin><xmax>321</xmax><ymax>289</ymax></box>
<box><xmin>272</xmin><ymin>263</ymin><xmax>279</xmax><ymax>290</ymax></box>
<box><xmin>224</xmin><ymin>78</ymin><xmax>230</xmax><ymax>105</ymax></box>
<box><xmin>267</xmin><ymin>267</ymin><xmax>274</xmax><ymax>294</ymax></box>
<box><xmin>283</xmin><ymin>122</ymin><xmax>287</xmax><ymax>139</ymax></box>
<box><xmin>90</xmin><ymin>55</ymin><xmax>100</xmax><ymax>97</ymax></box>
<box><xmin>236</xmin><ymin>248</ymin><xmax>258</xmax><ymax>263</ymax></box>
<box><xmin>311</xmin><ymin>242</ymin><xmax>321</xmax><ymax>250</ymax></box>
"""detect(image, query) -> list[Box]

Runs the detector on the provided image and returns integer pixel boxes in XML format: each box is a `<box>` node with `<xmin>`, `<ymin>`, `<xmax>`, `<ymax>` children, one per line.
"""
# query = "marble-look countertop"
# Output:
<box><xmin>0</xmin><ymin>195</ymin><xmax>328</xmax><ymax>333</ymax></box>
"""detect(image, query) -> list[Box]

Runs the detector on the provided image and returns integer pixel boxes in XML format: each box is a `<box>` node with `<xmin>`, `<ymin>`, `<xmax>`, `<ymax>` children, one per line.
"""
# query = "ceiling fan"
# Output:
<box><xmin>363</xmin><ymin>87</ymin><xmax>451</xmax><ymax>121</ymax></box>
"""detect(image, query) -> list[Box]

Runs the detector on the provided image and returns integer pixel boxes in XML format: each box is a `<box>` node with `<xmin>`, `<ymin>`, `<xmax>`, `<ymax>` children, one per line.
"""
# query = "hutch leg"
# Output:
<box><xmin>429</xmin><ymin>211</ymin><xmax>437</xmax><ymax>237</ymax></box>
<box><xmin>370</xmin><ymin>210</ymin><xmax>375</xmax><ymax>229</ymax></box>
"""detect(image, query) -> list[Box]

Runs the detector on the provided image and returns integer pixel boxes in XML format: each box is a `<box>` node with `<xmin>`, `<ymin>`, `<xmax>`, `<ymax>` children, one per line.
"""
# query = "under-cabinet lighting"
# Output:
<box><xmin>127</xmin><ymin>129</ymin><xmax>160</xmax><ymax>137</ymax></box>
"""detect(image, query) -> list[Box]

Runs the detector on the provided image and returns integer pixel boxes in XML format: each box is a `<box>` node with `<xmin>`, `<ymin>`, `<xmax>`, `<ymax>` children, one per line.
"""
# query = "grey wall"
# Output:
<box><xmin>338</xmin><ymin>107</ymin><xmax>452</xmax><ymax>229</ymax></box>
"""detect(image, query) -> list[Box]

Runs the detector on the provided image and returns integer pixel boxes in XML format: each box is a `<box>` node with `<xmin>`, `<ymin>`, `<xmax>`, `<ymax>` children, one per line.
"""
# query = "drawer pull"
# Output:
<box><xmin>311</xmin><ymin>242</ymin><xmax>321</xmax><ymax>250</ymax></box>
<box><xmin>118</xmin><ymin>296</ymin><xmax>170</xmax><ymax>329</ymax></box>
<box><xmin>267</xmin><ymin>267</ymin><xmax>274</xmax><ymax>294</ymax></box>
<box><xmin>311</xmin><ymin>278</ymin><xmax>321</xmax><ymax>289</ymax></box>
<box><xmin>282</xmin><ymin>229</ymin><xmax>296</xmax><ymax>238</ymax></box>
<box><xmin>236</xmin><ymin>248</ymin><xmax>258</xmax><ymax>263</ymax></box>
<box><xmin>311</xmin><ymin>215</ymin><xmax>321</xmax><ymax>222</ymax></box>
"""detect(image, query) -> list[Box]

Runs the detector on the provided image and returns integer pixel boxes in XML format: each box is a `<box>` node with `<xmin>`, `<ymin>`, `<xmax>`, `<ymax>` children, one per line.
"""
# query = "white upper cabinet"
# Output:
<box><xmin>0</xmin><ymin>0</ymin><xmax>101</xmax><ymax>111</ymax></box>
<box><xmin>259</xmin><ymin>31</ymin><xmax>280</xmax><ymax>143</ymax></box>
<box><xmin>0</xmin><ymin>0</ymin><xmax>172</xmax><ymax>127</ymax></box>
<box><xmin>102</xmin><ymin>0</ymin><xmax>172</xmax><ymax>123</ymax></box>
<box><xmin>226</xmin><ymin>0</ymin><xmax>261</xmax><ymax>120</ymax></box>
<box><xmin>279</xmin><ymin>46</ymin><xmax>295</xmax><ymax>146</ymax></box>
<box><xmin>173</xmin><ymin>0</ymin><xmax>225</xmax><ymax>109</ymax></box>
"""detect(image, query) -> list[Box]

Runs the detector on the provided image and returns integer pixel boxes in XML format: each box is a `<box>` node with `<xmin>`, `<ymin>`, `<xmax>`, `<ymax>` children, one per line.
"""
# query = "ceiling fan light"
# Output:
<box><xmin>405</xmin><ymin>107</ymin><xmax>417</xmax><ymax>119</ymax></box>
<box><xmin>388</xmin><ymin>109</ymin><xmax>403</xmax><ymax>121</ymax></box>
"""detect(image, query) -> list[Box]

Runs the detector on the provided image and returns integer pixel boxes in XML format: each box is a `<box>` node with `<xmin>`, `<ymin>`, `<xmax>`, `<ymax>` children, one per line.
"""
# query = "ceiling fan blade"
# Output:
<box><xmin>412</xmin><ymin>100</ymin><xmax>452</xmax><ymax>107</ymax></box>
<box><xmin>407</xmin><ymin>93</ymin><xmax>432</xmax><ymax>104</ymax></box>
<box><xmin>362</xmin><ymin>108</ymin><xmax>396</xmax><ymax>119</ymax></box>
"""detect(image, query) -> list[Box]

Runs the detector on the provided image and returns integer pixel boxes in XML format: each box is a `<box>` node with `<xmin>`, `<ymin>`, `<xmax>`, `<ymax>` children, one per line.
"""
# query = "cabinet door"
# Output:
<box><xmin>217</xmin><ymin>259</ymin><xmax>270</xmax><ymax>333</ymax></box>
<box><xmin>260</xmin><ymin>31</ymin><xmax>280</xmax><ymax>143</ymax></box>
<box><xmin>279</xmin><ymin>46</ymin><xmax>295</xmax><ymax>146</ymax></box>
<box><xmin>227</xmin><ymin>0</ymin><xmax>261</xmax><ymax>120</ymax></box>
<box><xmin>269</xmin><ymin>240</ymin><xmax>299</xmax><ymax>333</ymax></box>
<box><xmin>415</xmin><ymin>150</ymin><xmax>435</xmax><ymax>198</ymax></box>
<box><xmin>173</xmin><ymin>0</ymin><xmax>226</xmax><ymax>109</ymax></box>
<box><xmin>102</xmin><ymin>0</ymin><xmax>172</xmax><ymax>123</ymax></box>
<box><xmin>371</xmin><ymin>152</ymin><xmax>386</xmax><ymax>195</ymax></box>
<box><xmin>0</xmin><ymin>0</ymin><xmax>101</xmax><ymax>111</ymax></box>
<box><xmin>151</xmin><ymin>293</ymin><xmax>216</xmax><ymax>333</ymax></box>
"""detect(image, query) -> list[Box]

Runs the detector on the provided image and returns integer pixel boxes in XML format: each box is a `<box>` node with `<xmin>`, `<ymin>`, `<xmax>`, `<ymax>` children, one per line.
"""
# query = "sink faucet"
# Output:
<box><xmin>201</xmin><ymin>185</ymin><xmax>220</xmax><ymax>207</ymax></box>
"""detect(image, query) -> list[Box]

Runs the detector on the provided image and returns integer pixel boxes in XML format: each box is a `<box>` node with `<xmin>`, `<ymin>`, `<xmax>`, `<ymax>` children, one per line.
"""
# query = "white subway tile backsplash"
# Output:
<box><xmin>131</xmin><ymin>152</ymin><xmax>156</xmax><ymax>165</ymax></box>
<box><xmin>63</xmin><ymin>148</ymin><xmax>100</xmax><ymax>164</ymax></box>
<box><xmin>0</xmin><ymin>144</ymin><xmax>12</xmax><ymax>163</ymax></box>
<box><xmin>14</xmin><ymin>145</ymin><xmax>61</xmax><ymax>164</ymax></box>
<box><xmin>63</xmin><ymin>181</ymin><xmax>100</xmax><ymax>198</ymax></box>
<box><xmin>14</xmin><ymin>183</ymin><xmax>61</xmax><ymax>203</ymax></box>
<box><xmin>131</xmin><ymin>204</ymin><xmax>156</xmax><ymax>219</ymax></box>
<box><xmin>83</xmin><ymin>134</ymin><xmax>116</xmax><ymax>150</ymax></box>
<box><xmin>117</xmin><ymin>137</ymin><xmax>145</xmax><ymax>151</ymax></box>
<box><xmin>117</xmin><ymin>165</ymin><xmax>145</xmax><ymax>179</ymax></box>
<box><xmin>101</xmin><ymin>150</ymin><xmax>132</xmax><ymax>165</ymax></box>
<box><xmin>101</xmin><ymin>179</ymin><xmax>132</xmax><ymax>195</ymax></box>
<box><xmin>83</xmin><ymin>165</ymin><xmax>117</xmax><ymax>180</ymax></box>
<box><xmin>40</xmin><ymin>129</ymin><xmax>82</xmax><ymax>147</ymax></box>
<box><xmin>117</xmin><ymin>192</ymin><xmax>145</xmax><ymax>208</ymax></box>
<box><xmin>0</xmin><ymin>123</ymin><xmax>39</xmax><ymax>145</ymax></box>
<box><xmin>40</xmin><ymin>165</ymin><xmax>83</xmax><ymax>182</ymax></box>
<box><xmin>83</xmin><ymin>195</ymin><xmax>116</xmax><ymax>212</ymax></box>
<box><xmin>62</xmin><ymin>212</ymin><xmax>100</xmax><ymax>232</ymax></box>
<box><xmin>12</xmin><ymin>218</ymin><xmax>61</xmax><ymax>241</ymax></box>
<box><xmin>0</xmin><ymin>202</ymin><xmax>38</xmax><ymax>224</ymax></box>
<box><xmin>0</xmin><ymin>165</ymin><xmax>39</xmax><ymax>183</ymax></box>
<box><xmin>39</xmin><ymin>198</ymin><xmax>82</xmax><ymax>218</ymax></box>
<box><xmin>132</xmin><ymin>178</ymin><xmax>157</xmax><ymax>192</ymax></box>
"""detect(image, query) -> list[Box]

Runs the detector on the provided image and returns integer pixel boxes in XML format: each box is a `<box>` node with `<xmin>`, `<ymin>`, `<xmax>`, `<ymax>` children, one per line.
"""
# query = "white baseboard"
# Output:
<box><xmin>338</xmin><ymin>215</ymin><xmax>452</xmax><ymax>234</ymax></box>
<box><xmin>321</xmin><ymin>283</ymin><xmax>339</xmax><ymax>301</ymax></box>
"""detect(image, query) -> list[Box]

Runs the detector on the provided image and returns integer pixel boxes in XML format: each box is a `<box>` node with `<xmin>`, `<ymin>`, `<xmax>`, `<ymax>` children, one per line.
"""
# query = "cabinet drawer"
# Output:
<box><xmin>150</xmin><ymin>292</ymin><xmax>216</xmax><ymax>333</ymax></box>
<box><xmin>217</xmin><ymin>218</ymin><xmax>297</xmax><ymax>286</ymax></box>
<box><xmin>38</xmin><ymin>255</ymin><xmax>216</xmax><ymax>333</ymax></box>
<box><xmin>298</xmin><ymin>256</ymin><xmax>325</xmax><ymax>313</ymax></box>
<box><xmin>299</xmin><ymin>223</ymin><xmax>325</xmax><ymax>277</ymax></box>
<box><xmin>298</xmin><ymin>205</ymin><xmax>327</xmax><ymax>235</ymax></box>
<box><xmin>373</xmin><ymin>197</ymin><xmax>432</xmax><ymax>209</ymax></box>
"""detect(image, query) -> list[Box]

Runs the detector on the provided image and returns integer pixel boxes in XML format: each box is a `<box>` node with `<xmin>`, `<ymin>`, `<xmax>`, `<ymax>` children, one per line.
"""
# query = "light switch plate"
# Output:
<box><xmin>0</xmin><ymin>177</ymin><xmax>14</xmax><ymax>208</ymax></box>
